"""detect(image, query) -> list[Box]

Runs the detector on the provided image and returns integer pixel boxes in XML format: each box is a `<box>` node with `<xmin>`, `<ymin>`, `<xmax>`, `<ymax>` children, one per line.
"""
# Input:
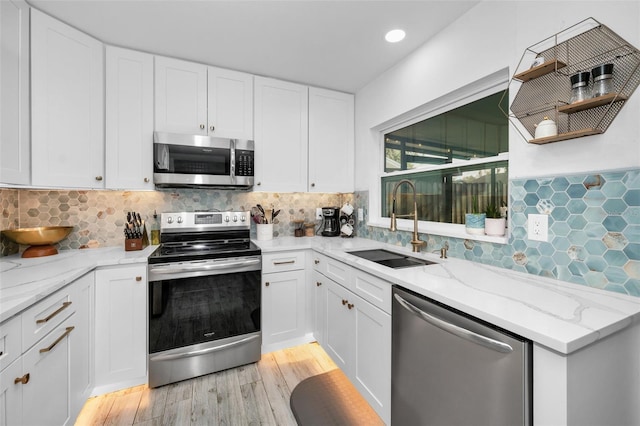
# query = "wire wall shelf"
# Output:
<box><xmin>501</xmin><ymin>18</ymin><xmax>640</xmax><ymax>145</ymax></box>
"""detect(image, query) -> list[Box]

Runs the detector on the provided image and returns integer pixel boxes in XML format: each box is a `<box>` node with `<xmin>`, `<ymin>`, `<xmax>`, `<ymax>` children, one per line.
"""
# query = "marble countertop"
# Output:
<box><xmin>0</xmin><ymin>245</ymin><xmax>157</xmax><ymax>323</ymax></box>
<box><xmin>3</xmin><ymin>236</ymin><xmax>640</xmax><ymax>355</ymax></box>
<box><xmin>257</xmin><ymin>237</ymin><xmax>640</xmax><ymax>355</ymax></box>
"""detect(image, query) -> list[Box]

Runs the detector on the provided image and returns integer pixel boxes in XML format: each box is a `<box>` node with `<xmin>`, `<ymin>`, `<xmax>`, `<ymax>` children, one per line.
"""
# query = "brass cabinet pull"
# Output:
<box><xmin>314</xmin><ymin>259</ymin><xmax>320</xmax><ymax>265</ymax></box>
<box><xmin>39</xmin><ymin>327</ymin><xmax>74</xmax><ymax>353</ymax></box>
<box><xmin>144</xmin><ymin>178</ymin><xmax>149</xmax><ymax>183</ymax></box>
<box><xmin>14</xmin><ymin>373</ymin><xmax>29</xmax><ymax>385</ymax></box>
<box><xmin>95</xmin><ymin>176</ymin><xmax>103</xmax><ymax>181</ymax></box>
<box><xmin>347</xmin><ymin>303</ymin><xmax>354</xmax><ymax>310</ymax></box>
<box><xmin>136</xmin><ymin>276</ymin><xmax>142</xmax><ymax>281</ymax></box>
<box><xmin>209</xmin><ymin>125</ymin><xmax>215</xmax><ymax>131</ymax></box>
<box><xmin>200</xmin><ymin>124</ymin><xmax>205</xmax><ymax>129</ymax></box>
<box><xmin>36</xmin><ymin>301</ymin><xmax>72</xmax><ymax>324</ymax></box>
<box><xmin>273</xmin><ymin>260</ymin><xmax>295</xmax><ymax>265</ymax></box>
<box><xmin>256</xmin><ymin>182</ymin><xmax>261</xmax><ymax>186</ymax></box>
<box><xmin>310</xmin><ymin>183</ymin><xmax>315</xmax><ymax>187</ymax></box>
<box><xmin>265</xmin><ymin>282</ymin><xmax>270</xmax><ymax>287</ymax></box>
<box><xmin>316</xmin><ymin>282</ymin><xmax>322</xmax><ymax>287</ymax></box>
<box><xmin>342</xmin><ymin>299</ymin><xmax>348</xmax><ymax>305</ymax></box>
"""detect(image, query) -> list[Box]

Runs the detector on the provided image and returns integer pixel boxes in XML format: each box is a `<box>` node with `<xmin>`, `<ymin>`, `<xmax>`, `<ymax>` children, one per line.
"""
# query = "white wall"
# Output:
<box><xmin>355</xmin><ymin>0</ymin><xmax>640</xmax><ymax>192</ymax></box>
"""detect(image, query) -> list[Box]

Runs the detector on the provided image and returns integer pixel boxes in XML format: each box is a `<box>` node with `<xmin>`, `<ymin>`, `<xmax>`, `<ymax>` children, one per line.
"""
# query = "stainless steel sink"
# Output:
<box><xmin>348</xmin><ymin>249</ymin><xmax>437</xmax><ymax>269</ymax></box>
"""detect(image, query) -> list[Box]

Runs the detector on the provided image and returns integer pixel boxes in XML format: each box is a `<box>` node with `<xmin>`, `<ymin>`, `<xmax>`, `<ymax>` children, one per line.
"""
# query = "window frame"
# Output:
<box><xmin>368</xmin><ymin>69</ymin><xmax>510</xmax><ymax>244</ymax></box>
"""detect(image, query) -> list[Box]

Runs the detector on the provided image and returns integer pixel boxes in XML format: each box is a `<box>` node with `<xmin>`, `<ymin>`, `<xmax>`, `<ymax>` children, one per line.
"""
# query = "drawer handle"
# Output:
<box><xmin>348</xmin><ymin>303</ymin><xmax>354</xmax><ymax>310</ymax></box>
<box><xmin>342</xmin><ymin>299</ymin><xmax>348</xmax><ymax>305</ymax></box>
<box><xmin>265</xmin><ymin>282</ymin><xmax>270</xmax><ymax>287</ymax></box>
<box><xmin>39</xmin><ymin>326</ymin><xmax>74</xmax><ymax>354</ymax></box>
<box><xmin>14</xmin><ymin>373</ymin><xmax>30</xmax><ymax>385</ymax></box>
<box><xmin>273</xmin><ymin>260</ymin><xmax>296</xmax><ymax>265</ymax></box>
<box><xmin>314</xmin><ymin>260</ymin><xmax>320</xmax><ymax>265</ymax></box>
<box><xmin>36</xmin><ymin>301</ymin><xmax>72</xmax><ymax>324</ymax></box>
<box><xmin>136</xmin><ymin>276</ymin><xmax>142</xmax><ymax>281</ymax></box>
<box><xmin>316</xmin><ymin>282</ymin><xmax>322</xmax><ymax>287</ymax></box>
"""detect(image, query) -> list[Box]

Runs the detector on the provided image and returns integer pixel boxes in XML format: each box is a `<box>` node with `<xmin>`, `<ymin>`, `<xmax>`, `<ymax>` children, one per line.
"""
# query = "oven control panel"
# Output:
<box><xmin>161</xmin><ymin>211</ymin><xmax>249</xmax><ymax>231</ymax></box>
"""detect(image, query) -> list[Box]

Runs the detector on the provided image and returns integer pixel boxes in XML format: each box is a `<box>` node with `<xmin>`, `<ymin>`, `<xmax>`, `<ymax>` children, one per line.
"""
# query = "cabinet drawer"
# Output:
<box><xmin>0</xmin><ymin>315</ymin><xmax>21</xmax><ymax>371</ymax></box>
<box><xmin>262</xmin><ymin>251</ymin><xmax>305</xmax><ymax>273</ymax></box>
<box><xmin>323</xmin><ymin>256</ymin><xmax>352</xmax><ymax>290</ymax></box>
<box><xmin>352</xmin><ymin>269</ymin><xmax>392</xmax><ymax>314</ymax></box>
<box><xmin>22</xmin><ymin>287</ymin><xmax>76</xmax><ymax>352</ymax></box>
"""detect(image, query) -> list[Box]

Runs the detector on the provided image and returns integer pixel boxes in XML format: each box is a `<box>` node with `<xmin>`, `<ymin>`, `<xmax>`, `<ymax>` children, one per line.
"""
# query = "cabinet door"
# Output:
<box><xmin>308</xmin><ymin>88</ymin><xmax>354</xmax><ymax>193</ymax></box>
<box><xmin>0</xmin><ymin>358</ymin><xmax>23</xmax><ymax>426</ymax></box>
<box><xmin>22</xmin><ymin>317</ymin><xmax>73</xmax><ymax>426</ymax></box>
<box><xmin>352</xmin><ymin>293</ymin><xmax>391</xmax><ymax>424</ymax></box>
<box><xmin>0</xmin><ymin>0</ymin><xmax>30</xmax><ymax>185</ymax></box>
<box><xmin>324</xmin><ymin>279</ymin><xmax>353</xmax><ymax>372</ymax></box>
<box><xmin>94</xmin><ymin>265</ymin><xmax>147</xmax><ymax>393</ymax></box>
<box><xmin>105</xmin><ymin>46</ymin><xmax>154</xmax><ymax>190</ymax></box>
<box><xmin>155</xmin><ymin>56</ymin><xmax>207</xmax><ymax>135</ymax></box>
<box><xmin>31</xmin><ymin>9</ymin><xmax>104</xmax><ymax>188</ymax></box>
<box><xmin>254</xmin><ymin>76</ymin><xmax>308</xmax><ymax>192</ymax></box>
<box><xmin>311</xmin><ymin>270</ymin><xmax>327</xmax><ymax>346</ymax></box>
<box><xmin>261</xmin><ymin>269</ymin><xmax>306</xmax><ymax>351</ymax></box>
<box><xmin>208</xmin><ymin>66</ymin><xmax>253</xmax><ymax>139</ymax></box>
<box><xmin>69</xmin><ymin>273</ymin><xmax>94</xmax><ymax>420</ymax></box>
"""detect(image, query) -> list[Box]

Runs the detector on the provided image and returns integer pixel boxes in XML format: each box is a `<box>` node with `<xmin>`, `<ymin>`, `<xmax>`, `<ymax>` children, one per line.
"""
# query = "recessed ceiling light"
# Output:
<box><xmin>385</xmin><ymin>29</ymin><xmax>406</xmax><ymax>43</ymax></box>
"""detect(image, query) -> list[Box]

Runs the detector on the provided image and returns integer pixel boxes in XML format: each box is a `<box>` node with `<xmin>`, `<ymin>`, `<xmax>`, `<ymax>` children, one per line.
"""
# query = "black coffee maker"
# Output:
<box><xmin>321</xmin><ymin>207</ymin><xmax>340</xmax><ymax>237</ymax></box>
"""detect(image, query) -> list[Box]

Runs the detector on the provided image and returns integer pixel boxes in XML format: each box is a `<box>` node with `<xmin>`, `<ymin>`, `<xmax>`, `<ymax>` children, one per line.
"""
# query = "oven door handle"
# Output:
<box><xmin>149</xmin><ymin>334</ymin><xmax>260</xmax><ymax>362</ymax></box>
<box><xmin>149</xmin><ymin>258</ymin><xmax>260</xmax><ymax>274</ymax></box>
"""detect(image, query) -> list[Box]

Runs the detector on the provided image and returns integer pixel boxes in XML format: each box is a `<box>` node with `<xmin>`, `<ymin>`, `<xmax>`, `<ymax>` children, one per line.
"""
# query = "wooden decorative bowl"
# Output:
<box><xmin>1</xmin><ymin>226</ymin><xmax>74</xmax><ymax>258</ymax></box>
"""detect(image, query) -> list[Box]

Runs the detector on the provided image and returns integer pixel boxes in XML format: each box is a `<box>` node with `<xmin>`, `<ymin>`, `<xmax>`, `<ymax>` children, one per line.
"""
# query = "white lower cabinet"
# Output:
<box><xmin>313</xmin><ymin>254</ymin><xmax>391</xmax><ymax>424</ymax></box>
<box><xmin>94</xmin><ymin>265</ymin><xmax>147</xmax><ymax>394</ymax></box>
<box><xmin>261</xmin><ymin>251</ymin><xmax>312</xmax><ymax>353</ymax></box>
<box><xmin>0</xmin><ymin>272</ymin><xmax>94</xmax><ymax>426</ymax></box>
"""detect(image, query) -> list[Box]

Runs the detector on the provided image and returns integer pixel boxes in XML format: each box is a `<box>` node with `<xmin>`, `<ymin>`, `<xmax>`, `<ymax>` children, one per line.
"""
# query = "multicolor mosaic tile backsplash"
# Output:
<box><xmin>0</xmin><ymin>188</ymin><xmax>349</xmax><ymax>255</ymax></box>
<box><xmin>2</xmin><ymin>169</ymin><xmax>638</xmax><ymax>297</ymax></box>
<box><xmin>356</xmin><ymin>169</ymin><xmax>640</xmax><ymax>298</ymax></box>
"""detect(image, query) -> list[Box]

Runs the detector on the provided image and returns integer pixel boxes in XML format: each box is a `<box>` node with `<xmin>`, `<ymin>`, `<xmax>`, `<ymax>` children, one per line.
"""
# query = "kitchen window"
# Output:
<box><xmin>379</xmin><ymin>77</ymin><xmax>509</xmax><ymax>236</ymax></box>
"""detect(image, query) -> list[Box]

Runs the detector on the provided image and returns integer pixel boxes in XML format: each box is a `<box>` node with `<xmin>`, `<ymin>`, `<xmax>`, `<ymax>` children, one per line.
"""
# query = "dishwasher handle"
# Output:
<box><xmin>393</xmin><ymin>293</ymin><xmax>513</xmax><ymax>354</ymax></box>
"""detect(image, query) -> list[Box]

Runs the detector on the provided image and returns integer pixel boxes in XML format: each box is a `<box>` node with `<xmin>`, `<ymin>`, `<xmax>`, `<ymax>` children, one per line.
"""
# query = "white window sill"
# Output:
<box><xmin>367</xmin><ymin>218</ymin><xmax>509</xmax><ymax>245</ymax></box>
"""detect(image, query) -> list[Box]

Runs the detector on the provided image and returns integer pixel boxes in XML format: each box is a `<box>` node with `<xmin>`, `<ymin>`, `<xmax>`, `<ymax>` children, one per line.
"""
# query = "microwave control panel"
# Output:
<box><xmin>235</xmin><ymin>150</ymin><xmax>254</xmax><ymax>177</ymax></box>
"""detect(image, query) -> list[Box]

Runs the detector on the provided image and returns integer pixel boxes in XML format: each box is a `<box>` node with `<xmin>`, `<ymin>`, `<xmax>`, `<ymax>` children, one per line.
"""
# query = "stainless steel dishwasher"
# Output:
<box><xmin>392</xmin><ymin>286</ymin><xmax>532</xmax><ymax>426</ymax></box>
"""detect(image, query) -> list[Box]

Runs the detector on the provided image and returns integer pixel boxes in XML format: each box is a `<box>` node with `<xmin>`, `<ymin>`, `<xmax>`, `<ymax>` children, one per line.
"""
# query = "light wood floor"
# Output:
<box><xmin>75</xmin><ymin>342</ymin><xmax>338</xmax><ymax>426</ymax></box>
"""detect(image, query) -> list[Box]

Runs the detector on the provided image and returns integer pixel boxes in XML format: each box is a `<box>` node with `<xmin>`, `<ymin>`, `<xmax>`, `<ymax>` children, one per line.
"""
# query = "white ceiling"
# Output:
<box><xmin>27</xmin><ymin>0</ymin><xmax>480</xmax><ymax>93</ymax></box>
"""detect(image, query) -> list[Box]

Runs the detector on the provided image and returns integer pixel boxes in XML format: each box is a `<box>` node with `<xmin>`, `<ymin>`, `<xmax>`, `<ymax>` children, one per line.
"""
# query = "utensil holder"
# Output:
<box><xmin>256</xmin><ymin>224</ymin><xmax>273</xmax><ymax>241</ymax></box>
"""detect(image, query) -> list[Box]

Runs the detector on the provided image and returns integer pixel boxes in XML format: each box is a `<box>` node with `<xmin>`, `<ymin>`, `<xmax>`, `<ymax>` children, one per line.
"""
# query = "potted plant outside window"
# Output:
<box><xmin>484</xmin><ymin>203</ymin><xmax>506</xmax><ymax>236</ymax></box>
<box><xmin>465</xmin><ymin>197</ymin><xmax>486</xmax><ymax>235</ymax></box>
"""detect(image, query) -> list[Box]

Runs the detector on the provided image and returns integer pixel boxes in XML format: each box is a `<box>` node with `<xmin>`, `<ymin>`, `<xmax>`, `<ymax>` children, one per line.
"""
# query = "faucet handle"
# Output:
<box><xmin>410</xmin><ymin>238</ymin><xmax>426</xmax><ymax>252</ymax></box>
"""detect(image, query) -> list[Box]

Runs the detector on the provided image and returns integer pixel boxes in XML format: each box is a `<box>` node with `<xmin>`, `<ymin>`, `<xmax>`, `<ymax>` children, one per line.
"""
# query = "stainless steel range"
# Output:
<box><xmin>147</xmin><ymin>211</ymin><xmax>261</xmax><ymax>388</ymax></box>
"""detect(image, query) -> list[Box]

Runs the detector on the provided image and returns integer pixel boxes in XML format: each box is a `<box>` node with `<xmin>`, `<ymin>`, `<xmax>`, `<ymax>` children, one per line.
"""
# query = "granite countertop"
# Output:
<box><xmin>257</xmin><ymin>237</ymin><xmax>640</xmax><ymax>355</ymax></box>
<box><xmin>3</xmin><ymin>237</ymin><xmax>640</xmax><ymax>355</ymax></box>
<box><xmin>0</xmin><ymin>245</ymin><xmax>158</xmax><ymax>323</ymax></box>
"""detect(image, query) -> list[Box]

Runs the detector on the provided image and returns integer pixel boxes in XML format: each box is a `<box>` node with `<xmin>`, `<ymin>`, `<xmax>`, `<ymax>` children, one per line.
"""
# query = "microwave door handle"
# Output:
<box><xmin>230</xmin><ymin>140</ymin><xmax>236</xmax><ymax>178</ymax></box>
<box><xmin>150</xmin><ymin>258</ymin><xmax>260</xmax><ymax>274</ymax></box>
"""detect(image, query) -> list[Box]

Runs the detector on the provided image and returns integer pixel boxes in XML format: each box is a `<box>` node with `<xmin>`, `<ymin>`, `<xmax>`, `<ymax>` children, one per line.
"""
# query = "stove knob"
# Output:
<box><xmin>233</xmin><ymin>215</ymin><xmax>238</xmax><ymax>222</ymax></box>
<box><xmin>177</xmin><ymin>216</ymin><xmax>183</xmax><ymax>224</ymax></box>
<box><xmin>240</xmin><ymin>215</ymin><xmax>246</xmax><ymax>222</ymax></box>
<box><xmin>167</xmin><ymin>217</ymin><xmax>173</xmax><ymax>224</ymax></box>
<box><xmin>225</xmin><ymin>215</ymin><xmax>230</xmax><ymax>222</ymax></box>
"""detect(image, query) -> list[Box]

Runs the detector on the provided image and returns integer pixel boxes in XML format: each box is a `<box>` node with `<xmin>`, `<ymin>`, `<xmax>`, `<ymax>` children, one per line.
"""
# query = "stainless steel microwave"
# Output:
<box><xmin>153</xmin><ymin>132</ymin><xmax>254</xmax><ymax>189</ymax></box>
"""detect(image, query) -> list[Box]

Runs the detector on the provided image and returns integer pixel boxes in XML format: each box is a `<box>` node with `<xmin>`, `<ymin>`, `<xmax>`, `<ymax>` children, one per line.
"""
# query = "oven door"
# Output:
<box><xmin>147</xmin><ymin>255</ymin><xmax>261</xmax><ymax>387</ymax></box>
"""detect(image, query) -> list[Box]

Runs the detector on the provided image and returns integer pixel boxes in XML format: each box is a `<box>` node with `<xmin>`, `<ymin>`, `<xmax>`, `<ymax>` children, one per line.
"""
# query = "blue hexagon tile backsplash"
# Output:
<box><xmin>357</xmin><ymin>169</ymin><xmax>639</xmax><ymax>297</ymax></box>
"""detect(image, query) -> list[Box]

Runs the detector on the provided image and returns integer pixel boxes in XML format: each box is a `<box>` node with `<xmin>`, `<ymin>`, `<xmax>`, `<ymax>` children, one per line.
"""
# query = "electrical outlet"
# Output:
<box><xmin>527</xmin><ymin>213</ymin><xmax>548</xmax><ymax>242</ymax></box>
<box><xmin>357</xmin><ymin>208</ymin><xmax>364</xmax><ymax>221</ymax></box>
<box><xmin>316</xmin><ymin>208</ymin><xmax>323</xmax><ymax>220</ymax></box>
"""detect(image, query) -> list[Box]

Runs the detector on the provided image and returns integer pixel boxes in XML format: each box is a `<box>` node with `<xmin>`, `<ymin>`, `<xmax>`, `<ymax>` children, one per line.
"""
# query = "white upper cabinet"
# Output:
<box><xmin>154</xmin><ymin>56</ymin><xmax>207</xmax><ymax>135</ymax></box>
<box><xmin>155</xmin><ymin>56</ymin><xmax>253</xmax><ymax>139</ymax></box>
<box><xmin>254</xmin><ymin>76</ymin><xmax>308</xmax><ymax>192</ymax></box>
<box><xmin>308</xmin><ymin>88</ymin><xmax>354</xmax><ymax>193</ymax></box>
<box><xmin>208</xmin><ymin>66</ymin><xmax>254</xmax><ymax>139</ymax></box>
<box><xmin>105</xmin><ymin>46</ymin><xmax>154</xmax><ymax>190</ymax></box>
<box><xmin>0</xmin><ymin>0</ymin><xmax>30</xmax><ymax>185</ymax></box>
<box><xmin>31</xmin><ymin>9</ymin><xmax>104</xmax><ymax>188</ymax></box>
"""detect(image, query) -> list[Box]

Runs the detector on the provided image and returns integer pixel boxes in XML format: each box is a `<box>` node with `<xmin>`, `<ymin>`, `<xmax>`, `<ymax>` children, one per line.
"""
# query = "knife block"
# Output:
<box><xmin>124</xmin><ymin>224</ymin><xmax>149</xmax><ymax>251</ymax></box>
